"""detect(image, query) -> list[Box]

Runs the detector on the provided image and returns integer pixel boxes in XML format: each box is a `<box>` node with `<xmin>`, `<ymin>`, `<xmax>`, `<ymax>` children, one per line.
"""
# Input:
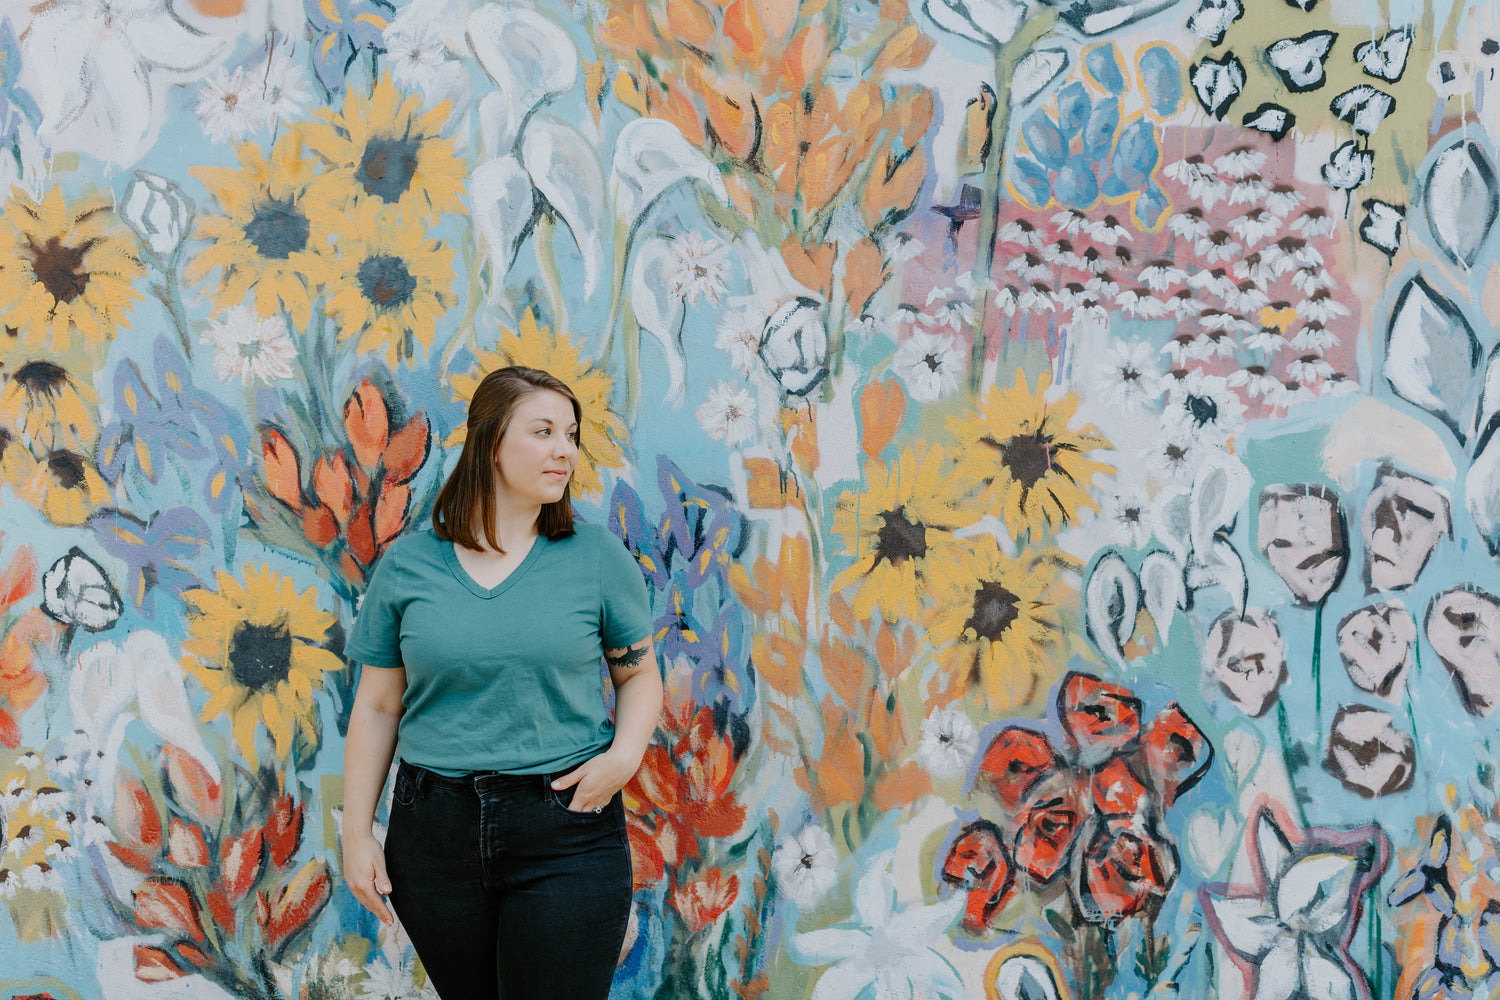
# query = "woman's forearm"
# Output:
<box><xmin>341</xmin><ymin>693</ymin><xmax>402</xmax><ymax>842</ymax></box>
<box><xmin>608</xmin><ymin>653</ymin><xmax>663</xmax><ymax>767</ymax></box>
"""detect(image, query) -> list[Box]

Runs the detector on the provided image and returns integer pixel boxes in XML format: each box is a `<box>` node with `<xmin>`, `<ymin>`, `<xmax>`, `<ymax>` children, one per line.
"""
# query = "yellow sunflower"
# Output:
<box><xmin>831</xmin><ymin>444</ymin><xmax>976</xmax><ymax>624</ymax></box>
<box><xmin>17</xmin><ymin>450</ymin><xmax>111</xmax><ymax>526</ymax></box>
<box><xmin>925</xmin><ymin>536</ymin><xmax>1071</xmax><ymax>710</ymax></box>
<box><xmin>0</xmin><ymin>360</ymin><xmax>97</xmax><ymax>455</ymax></box>
<box><xmin>298</xmin><ymin>72</ymin><xmax>464</xmax><ymax>219</ymax></box>
<box><xmin>945</xmin><ymin>369</ymin><xmax>1111</xmax><ymax>538</ymax></box>
<box><xmin>321</xmin><ymin>199</ymin><xmax>456</xmax><ymax>367</ymax></box>
<box><xmin>181</xmin><ymin>564</ymin><xmax>343</xmax><ymax>769</ymax></box>
<box><xmin>447</xmin><ymin>310</ymin><xmax>628</xmax><ymax>497</ymax></box>
<box><xmin>0</xmin><ymin>185</ymin><xmax>144</xmax><ymax>356</ymax></box>
<box><xmin>186</xmin><ymin>133</ymin><xmax>329</xmax><ymax>328</ymax></box>
<box><xmin>0</xmin><ymin>428</ymin><xmax>37</xmax><ymax>487</ymax></box>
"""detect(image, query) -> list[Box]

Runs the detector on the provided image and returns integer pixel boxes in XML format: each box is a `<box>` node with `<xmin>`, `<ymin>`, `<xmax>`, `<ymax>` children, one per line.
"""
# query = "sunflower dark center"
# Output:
<box><xmin>966</xmin><ymin>581</ymin><xmax>1020</xmax><ymax>642</ymax></box>
<box><xmin>1183</xmin><ymin>394</ymin><xmax>1218</xmax><ymax>428</ymax></box>
<box><xmin>356</xmin><ymin>136</ymin><xmax>421</xmax><ymax>203</ymax></box>
<box><xmin>47</xmin><ymin>451</ymin><xmax>85</xmax><ymax>489</ymax></box>
<box><xmin>357</xmin><ymin>255</ymin><xmax>418</xmax><ymax>310</ymax></box>
<box><xmin>229</xmin><ymin>620</ymin><xmax>294</xmax><ymax>690</ymax></box>
<box><xmin>14</xmin><ymin>360</ymin><xmax>67</xmax><ymax>394</ymax></box>
<box><xmin>29</xmin><ymin>237</ymin><xmax>93</xmax><ymax>304</ymax></box>
<box><xmin>244</xmin><ymin>199</ymin><xmax>310</xmax><ymax>260</ymax></box>
<box><xmin>874</xmin><ymin>507</ymin><xmax>927</xmax><ymax>566</ymax></box>
<box><xmin>997</xmin><ymin>431</ymin><xmax>1055</xmax><ymax>489</ymax></box>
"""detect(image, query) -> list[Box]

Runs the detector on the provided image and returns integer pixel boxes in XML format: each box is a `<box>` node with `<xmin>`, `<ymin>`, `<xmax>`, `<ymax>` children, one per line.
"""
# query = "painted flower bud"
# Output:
<box><xmin>1426</xmin><ymin>586</ymin><xmax>1500</xmax><ymax>716</ymax></box>
<box><xmin>1336</xmin><ymin>601</ymin><xmax>1415</xmax><ymax>699</ymax></box>
<box><xmin>1363</xmin><ymin>467</ymin><xmax>1450</xmax><ymax>592</ymax></box>
<box><xmin>121</xmin><ymin>172</ymin><xmax>195</xmax><ymax>256</ymax></box>
<box><xmin>1257</xmin><ymin>483</ymin><xmax>1348</xmax><ymax>606</ymax></box>
<box><xmin>758</xmin><ymin>297</ymin><xmax>829</xmax><ymax>397</ymax></box>
<box><xmin>1322</xmin><ymin>705</ymin><xmax>1415</xmax><ymax>798</ymax></box>
<box><xmin>1205</xmin><ymin>609</ymin><xmax>1287</xmax><ymax>717</ymax></box>
<box><xmin>40</xmin><ymin>547</ymin><xmax>122</xmax><ymax>632</ymax></box>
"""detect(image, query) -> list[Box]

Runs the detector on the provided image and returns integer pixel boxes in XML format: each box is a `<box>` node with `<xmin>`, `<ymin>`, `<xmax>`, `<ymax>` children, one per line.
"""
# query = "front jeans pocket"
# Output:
<box><xmin>391</xmin><ymin>760</ymin><xmax>419</xmax><ymax>809</ymax></box>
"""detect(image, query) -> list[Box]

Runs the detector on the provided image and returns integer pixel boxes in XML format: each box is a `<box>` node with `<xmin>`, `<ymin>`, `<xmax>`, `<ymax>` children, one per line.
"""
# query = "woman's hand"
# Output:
<box><xmin>342</xmin><ymin>831</ymin><xmax>395</xmax><ymax>925</ymax></box>
<box><xmin>550</xmin><ymin>748</ymin><xmax>640</xmax><ymax>812</ymax></box>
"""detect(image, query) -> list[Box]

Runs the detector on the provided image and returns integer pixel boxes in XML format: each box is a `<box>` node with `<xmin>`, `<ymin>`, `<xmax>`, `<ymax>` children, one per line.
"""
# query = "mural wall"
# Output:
<box><xmin>1</xmin><ymin>0</ymin><xmax>1499</xmax><ymax>997</ymax></box>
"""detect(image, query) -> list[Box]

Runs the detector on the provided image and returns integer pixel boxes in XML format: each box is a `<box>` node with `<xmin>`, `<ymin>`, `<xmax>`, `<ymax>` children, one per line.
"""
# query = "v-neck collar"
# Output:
<box><xmin>440</xmin><ymin>535</ymin><xmax>546</xmax><ymax>599</ymax></box>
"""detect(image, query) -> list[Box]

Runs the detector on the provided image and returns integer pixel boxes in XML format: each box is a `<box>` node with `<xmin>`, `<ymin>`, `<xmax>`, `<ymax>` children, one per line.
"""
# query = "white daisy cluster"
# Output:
<box><xmin>0</xmin><ymin>757</ymin><xmax>82</xmax><ymax>900</ymax></box>
<box><xmin>194</xmin><ymin>46</ymin><xmax>312</xmax><ymax>145</ymax></box>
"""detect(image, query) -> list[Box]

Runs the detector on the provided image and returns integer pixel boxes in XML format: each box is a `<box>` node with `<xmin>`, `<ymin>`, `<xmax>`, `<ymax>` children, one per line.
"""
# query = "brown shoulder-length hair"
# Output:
<box><xmin>432</xmin><ymin>366</ymin><xmax>580</xmax><ymax>551</ymax></box>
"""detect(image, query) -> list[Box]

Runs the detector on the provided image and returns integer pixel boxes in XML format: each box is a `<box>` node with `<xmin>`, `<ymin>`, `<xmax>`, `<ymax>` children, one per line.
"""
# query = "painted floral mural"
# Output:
<box><xmin>2</xmin><ymin>0</ymin><xmax>1500</xmax><ymax>997</ymax></box>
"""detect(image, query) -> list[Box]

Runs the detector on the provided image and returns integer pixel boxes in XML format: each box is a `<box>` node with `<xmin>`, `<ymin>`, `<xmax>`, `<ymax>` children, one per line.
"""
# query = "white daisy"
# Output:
<box><xmin>1230</xmin><ymin>208</ymin><xmax>1279</xmax><ymax>246</ymax></box>
<box><xmin>1271</xmin><ymin>379</ymin><xmax>1317</xmax><ymax>408</ymax></box>
<box><xmin>48</xmin><ymin>754</ymin><xmax>77</xmax><ymax>779</ymax></box>
<box><xmin>1167</xmin><ymin>207</ymin><xmax>1211</xmax><ymax>242</ymax></box>
<box><xmin>668</xmin><ymin>232</ymin><xmax>731</xmax><ymax>306</ymax></box>
<box><xmin>772</xmin><ymin>825</ymin><xmax>839</xmax><ymax>906</ymax></box>
<box><xmin>1194</xmin><ymin>230</ymin><xmax>1243</xmax><ymax>264</ymax></box>
<box><xmin>260</xmin><ymin>43</ymin><xmax>314</xmax><ymax>123</ymax></box>
<box><xmin>1040</xmin><ymin>239</ymin><xmax>1084</xmax><ymax>270</ymax></box>
<box><xmin>1224</xmin><ymin>365</ymin><xmax>1284</xmax><ymax>401</ymax></box>
<box><xmin>1092</xmin><ymin>214</ymin><xmax>1131</xmax><ymax>246</ymax></box>
<box><xmin>30</xmin><ymin>785</ymin><xmax>64</xmax><ymax>814</ymax></box>
<box><xmin>1165</xmin><ymin>156</ymin><xmax>1228</xmax><ymax>208</ymax></box>
<box><xmin>201</xmin><ymin>305</ymin><xmax>297</xmax><ymax>387</ymax></box>
<box><xmin>1164</xmin><ymin>289</ymin><xmax>1205</xmax><ymax>318</ymax></box>
<box><xmin>893</xmin><ymin>330</ymin><xmax>964</xmax><ymax>402</ymax></box>
<box><xmin>1189</xmin><ymin>329</ymin><xmax>1239</xmax><ymax>362</ymax></box>
<box><xmin>695</xmin><ymin>382</ymin><xmax>757</xmax><ymax>446</ymax></box>
<box><xmin>1051</xmin><ymin>208</ymin><xmax>1092</xmax><ymax>236</ymax></box>
<box><xmin>997</xmin><ymin>218</ymin><xmax>1043</xmax><ymax>248</ymax></box>
<box><xmin>1188</xmin><ymin>267</ymin><xmax>1235</xmax><ymax>299</ymax></box>
<box><xmin>1092</xmin><ymin>339</ymin><xmax>1163</xmax><ymax>412</ymax></box>
<box><xmin>1161</xmin><ymin>332</ymin><xmax>1199</xmax><ymax>367</ymax></box>
<box><xmin>1242</xmin><ymin>327</ymin><xmax>1290</xmax><ymax>354</ymax></box>
<box><xmin>886</xmin><ymin>232</ymin><xmax>926</xmax><ymax>262</ymax></box>
<box><xmin>1017</xmin><ymin>283</ymin><xmax>1057</xmax><ymax>314</ymax></box>
<box><xmin>384</xmin><ymin>16</ymin><xmax>457</xmax><ymax>95</ymax></box>
<box><xmin>991</xmin><ymin>285</ymin><xmax>1021</xmax><ymax>316</ymax></box>
<box><xmin>7</xmin><ymin>824</ymin><xmax>42</xmax><ymax>856</ymax></box>
<box><xmin>1084</xmin><ymin>272</ymin><xmax>1119</xmax><ymax>298</ymax></box>
<box><xmin>1165</xmin><ymin>377</ymin><xmax>1245</xmax><ymax>444</ymax></box>
<box><xmin>954</xmin><ymin>272</ymin><xmax>999</xmax><ymax>298</ymax></box>
<box><xmin>0</xmin><ymin>869</ymin><xmax>15</xmax><ymax>900</ymax></box>
<box><xmin>1298</xmin><ymin>290</ymin><xmax>1349</xmax><ymax>323</ymax></box>
<box><xmin>1228</xmin><ymin>175</ymin><xmax>1271</xmax><ymax>206</ymax></box>
<box><xmin>45</xmin><ymin>839</ymin><xmax>76</xmax><ymax>864</ymax></box>
<box><xmin>1321</xmin><ymin>372</ymin><xmax>1360</xmax><ymax>397</ymax></box>
<box><xmin>926</xmin><ymin>294</ymin><xmax>971</xmax><ymax>332</ymax></box>
<box><xmin>1290</xmin><ymin>208</ymin><xmax>1336</xmax><ymax>238</ymax></box>
<box><xmin>15</xmin><ymin>752</ymin><xmax>39</xmax><ymax>771</ymax></box>
<box><xmin>1232</xmin><ymin>252</ymin><xmax>1271</xmax><ymax>286</ymax></box>
<box><xmin>1289</xmin><ymin>321</ymin><xmax>1338</xmax><ymax>353</ymax></box>
<box><xmin>1099</xmin><ymin>477</ymin><xmax>1156</xmax><ymax>549</ymax></box>
<box><xmin>1213</xmin><ymin>147</ymin><xmax>1267</xmax><ymax>179</ymax></box>
<box><xmin>361</xmin><ymin>954</ymin><xmax>433</xmax><ymax>1000</ymax></box>
<box><xmin>1138</xmin><ymin>260</ymin><xmax>1187</xmax><ymax>292</ymax></box>
<box><xmin>1222</xmin><ymin>281</ymin><xmax>1270</xmax><ymax>312</ymax></box>
<box><xmin>1081</xmin><ymin>246</ymin><xmax>1110</xmax><ymax>274</ymax></box>
<box><xmin>1143</xmin><ymin>420</ymin><xmax>1202</xmax><ymax>485</ymax></box>
<box><xmin>715</xmin><ymin>308</ymin><xmax>763</xmax><ymax>374</ymax></box>
<box><xmin>1005</xmin><ymin>252</ymin><xmax>1052</xmax><ymax>283</ymax></box>
<box><xmin>3</xmin><ymin>776</ymin><xmax>26</xmax><ymax>803</ymax></box>
<box><xmin>844</xmin><ymin>314</ymin><xmax>882</xmax><ymax>339</ymax></box>
<box><xmin>194</xmin><ymin>66</ymin><xmax>271</xmax><ymax>144</ymax></box>
<box><xmin>1290</xmin><ymin>266</ymin><xmax>1334</xmax><ymax>295</ymax></box>
<box><xmin>1263</xmin><ymin>184</ymin><xmax>1304</xmax><ymax>217</ymax></box>
<box><xmin>918</xmin><ymin>708</ymin><xmax>978</xmax><ymax>779</ymax></box>
<box><xmin>1286</xmin><ymin>353</ymin><xmax>1335</xmax><ymax>383</ymax></box>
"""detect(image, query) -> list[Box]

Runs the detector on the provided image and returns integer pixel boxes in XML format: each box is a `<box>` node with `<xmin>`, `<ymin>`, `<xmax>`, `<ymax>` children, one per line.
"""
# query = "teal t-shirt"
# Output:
<box><xmin>344</xmin><ymin>523</ymin><xmax>654</xmax><ymax>776</ymax></box>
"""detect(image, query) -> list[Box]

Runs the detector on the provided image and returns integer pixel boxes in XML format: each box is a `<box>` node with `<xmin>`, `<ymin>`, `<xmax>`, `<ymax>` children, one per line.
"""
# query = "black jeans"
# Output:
<box><xmin>383</xmin><ymin>759</ymin><xmax>633</xmax><ymax>1000</ymax></box>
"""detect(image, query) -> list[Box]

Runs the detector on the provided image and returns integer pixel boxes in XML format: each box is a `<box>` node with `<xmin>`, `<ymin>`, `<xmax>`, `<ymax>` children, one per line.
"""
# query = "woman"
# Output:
<box><xmin>341</xmin><ymin>365</ymin><xmax>661</xmax><ymax>1000</ymax></box>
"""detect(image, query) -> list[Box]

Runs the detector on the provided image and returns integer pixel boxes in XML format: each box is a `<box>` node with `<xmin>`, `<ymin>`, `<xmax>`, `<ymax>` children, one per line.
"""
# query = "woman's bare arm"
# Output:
<box><xmin>549</xmin><ymin>637</ymin><xmax>663</xmax><ymax>811</ymax></box>
<box><xmin>341</xmin><ymin>664</ymin><xmax>407</xmax><ymax>924</ymax></box>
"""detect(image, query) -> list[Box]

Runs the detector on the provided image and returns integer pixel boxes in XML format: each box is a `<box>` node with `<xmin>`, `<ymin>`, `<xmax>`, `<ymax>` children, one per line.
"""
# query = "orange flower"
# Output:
<box><xmin>168</xmin><ymin>819</ymin><xmax>210</xmax><ymax>868</ymax></box>
<box><xmin>0</xmin><ymin>607</ymin><xmax>52</xmax><ymax>748</ymax></box>
<box><xmin>672</xmin><ymin>867</ymin><xmax>740</xmax><ymax>932</ymax></box>
<box><xmin>134</xmin><ymin>944</ymin><xmax>187</xmax><ymax>982</ymax></box>
<box><xmin>134</xmin><ymin>878</ymin><xmax>206</xmax><ymax>943</ymax></box>
<box><xmin>794</xmin><ymin>696</ymin><xmax>867</xmax><ymax>810</ymax></box>
<box><xmin>163</xmin><ymin>744</ymin><xmax>222</xmax><ymax>826</ymax></box>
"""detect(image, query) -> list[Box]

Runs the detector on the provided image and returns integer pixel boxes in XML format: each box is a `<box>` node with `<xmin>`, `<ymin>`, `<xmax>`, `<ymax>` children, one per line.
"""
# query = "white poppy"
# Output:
<box><xmin>42</xmin><ymin>548</ymin><xmax>121</xmax><ymax>632</ymax></box>
<box><xmin>668</xmin><ymin>232</ymin><xmax>732</xmax><ymax>306</ymax></box>
<box><xmin>194</xmin><ymin>65</ymin><xmax>272</xmax><ymax>144</ymax></box>
<box><xmin>715</xmin><ymin>308</ymin><xmax>763</xmax><ymax>375</ymax></box>
<box><xmin>918</xmin><ymin>708</ymin><xmax>979</xmax><ymax>779</ymax></box>
<box><xmin>201</xmin><ymin>305</ymin><xmax>298</xmax><ymax>387</ymax></box>
<box><xmin>773</xmin><ymin>825</ymin><xmax>840</xmax><ymax>906</ymax></box>
<box><xmin>893</xmin><ymin>330</ymin><xmax>965</xmax><ymax>402</ymax></box>
<box><xmin>695</xmin><ymin>383</ymin><xmax>757</xmax><ymax>447</ymax></box>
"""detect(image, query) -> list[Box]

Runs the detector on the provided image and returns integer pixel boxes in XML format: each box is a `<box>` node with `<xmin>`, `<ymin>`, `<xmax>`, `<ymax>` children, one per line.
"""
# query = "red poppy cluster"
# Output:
<box><xmin>260</xmin><ymin>380</ymin><xmax>429</xmax><ymax>588</ymax></box>
<box><xmin>624</xmin><ymin>704</ymin><xmax>747</xmax><ymax>930</ymax></box>
<box><xmin>112</xmin><ymin>747</ymin><xmax>330</xmax><ymax>981</ymax></box>
<box><xmin>942</xmin><ymin>672</ymin><xmax>1212</xmax><ymax>930</ymax></box>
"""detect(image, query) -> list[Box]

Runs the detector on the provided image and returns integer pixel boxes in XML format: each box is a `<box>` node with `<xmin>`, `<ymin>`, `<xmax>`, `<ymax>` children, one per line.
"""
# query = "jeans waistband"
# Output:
<box><xmin>399</xmin><ymin>758</ymin><xmax>561</xmax><ymax>795</ymax></box>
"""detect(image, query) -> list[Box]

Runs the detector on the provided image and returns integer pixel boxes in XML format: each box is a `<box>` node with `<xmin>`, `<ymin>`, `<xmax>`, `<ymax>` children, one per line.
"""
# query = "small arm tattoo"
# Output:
<box><xmin>606</xmin><ymin>646</ymin><xmax>648</xmax><ymax>670</ymax></box>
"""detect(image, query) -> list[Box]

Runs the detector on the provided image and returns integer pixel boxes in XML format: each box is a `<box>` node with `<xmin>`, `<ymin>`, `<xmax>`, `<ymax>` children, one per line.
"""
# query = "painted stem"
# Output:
<box><xmin>1312</xmin><ymin>601</ymin><xmax>1324</xmax><ymax>737</ymax></box>
<box><xmin>968</xmin><ymin>14</ymin><xmax>1059</xmax><ymax>391</ymax></box>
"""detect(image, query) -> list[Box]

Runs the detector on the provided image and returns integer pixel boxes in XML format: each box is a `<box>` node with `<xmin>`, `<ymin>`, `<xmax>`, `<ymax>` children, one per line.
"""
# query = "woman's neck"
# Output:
<box><xmin>472</xmin><ymin>496</ymin><xmax>541</xmax><ymax>553</ymax></box>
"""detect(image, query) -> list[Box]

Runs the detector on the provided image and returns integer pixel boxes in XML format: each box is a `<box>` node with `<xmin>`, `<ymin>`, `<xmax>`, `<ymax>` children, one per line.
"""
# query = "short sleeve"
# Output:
<box><xmin>344</xmin><ymin>543</ymin><xmax>406</xmax><ymax>669</ymax></box>
<box><xmin>598</xmin><ymin>530</ymin><xmax>654</xmax><ymax>649</ymax></box>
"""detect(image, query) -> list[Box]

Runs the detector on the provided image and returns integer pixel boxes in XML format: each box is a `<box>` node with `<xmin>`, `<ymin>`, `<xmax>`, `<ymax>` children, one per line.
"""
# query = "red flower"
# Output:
<box><xmin>940</xmin><ymin>821</ymin><xmax>1012</xmax><ymax>932</ymax></box>
<box><xmin>167</xmin><ymin>819</ymin><xmax>210</xmax><ymax>868</ymax></box>
<box><xmin>945</xmin><ymin>671</ymin><xmax>1211</xmax><ymax>929</ymax></box>
<box><xmin>133</xmin><ymin>878</ymin><xmax>205</xmax><ymax>942</ymax></box>
<box><xmin>264</xmin><ymin>793</ymin><xmax>304</xmax><ymax>869</ymax></box>
<box><xmin>133</xmin><ymin>945</ymin><xmax>186</xmax><ymax>982</ymax></box>
<box><xmin>671</xmin><ymin>867</ymin><xmax>740</xmax><ymax>932</ymax></box>
<box><xmin>221</xmin><ymin>828</ymin><xmax>264</xmax><ymax>903</ymax></box>
<box><xmin>258</xmin><ymin>859</ymin><xmax>331</xmax><ymax>951</ymax></box>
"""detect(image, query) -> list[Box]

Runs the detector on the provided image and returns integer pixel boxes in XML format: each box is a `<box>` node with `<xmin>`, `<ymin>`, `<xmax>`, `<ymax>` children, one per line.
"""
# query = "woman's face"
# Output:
<box><xmin>492</xmin><ymin>389</ymin><xmax>578</xmax><ymax>508</ymax></box>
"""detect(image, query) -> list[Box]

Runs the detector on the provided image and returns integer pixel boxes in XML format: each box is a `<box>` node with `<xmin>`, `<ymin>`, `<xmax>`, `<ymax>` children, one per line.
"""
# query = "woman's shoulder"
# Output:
<box><xmin>380</xmin><ymin>528</ymin><xmax>445</xmax><ymax>567</ymax></box>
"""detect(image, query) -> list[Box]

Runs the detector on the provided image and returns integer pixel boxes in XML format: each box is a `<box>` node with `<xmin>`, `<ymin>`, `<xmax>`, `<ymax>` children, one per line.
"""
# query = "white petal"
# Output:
<box><xmin>20</xmin><ymin>9</ymin><xmax>93</xmax><ymax>135</ymax></box>
<box><xmin>886</xmin><ymin>891</ymin><xmax>963</xmax><ymax>946</ymax></box>
<box><xmin>1277</xmin><ymin>853</ymin><xmax>1356</xmax><ymax>934</ymax></box>
<box><xmin>1256</xmin><ymin>810</ymin><xmax>1294</xmax><ymax>882</ymax></box>
<box><xmin>84</xmin><ymin>36</ymin><xmax>157</xmax><ymax>164</ymax></box>
<box><xmin>129</xmin><ymin>632</ymin><xmax>222</xmax><ymax>784</ymax></box>
<box><xmin>630</xmin><ymin>237</ymin><xmax>686</xmax><ymax>403</ymax></box>
<box><xmin>1205</xmin><ymin>893</ymin><xmax>1280</xmax><ymax>958</ymax></box>
<box><xmin>124</xmin><ymin>10</ymin><xmax>224</xmax><ymax>75</ymax></box>
<box><xmin>467</xmin><ymin>5</ymin><xmax>577</xmax><ymax>152</ymax></box>
<box><xmin>610</xmin><ymin>118</ymin><xmax>727</xmax><ymax>237</ymax></box>
<box><xmin>1254</xmin><ymin>935</ymin><xmax>1302</xmax><ymax>1000</ymax></box>
<box><xmin>70</xmin><ymin>641</ymin><xmax>136</xmax><ymax>737</ymax></box>
<box><xmin>469</xmin><ymin>156</ymin><xmax>535</xmax><ymax>289</ymax></box>
<box><xmin>809</xmin><ymin>961</ymin><xmax>877</xmax><ymax>1000</ymax></box>
<box><xmin>794</xmin><ymin>927</ymin><xmax>868</xmax><ymax>965</ymax></box>
<box><xmin>1300</xmin><ymin>939</ymin><xmax>1356</xmax><ymax>1000</ymax></box>
<box><xmin>522</xmin><ymin>118</ymin><xmax>604</xmax><ymax>297</ymax></box>
<box><xmin>853</xmin><ymin>852</ymin><xmax>897</xmax><ymax>929</ymax></box>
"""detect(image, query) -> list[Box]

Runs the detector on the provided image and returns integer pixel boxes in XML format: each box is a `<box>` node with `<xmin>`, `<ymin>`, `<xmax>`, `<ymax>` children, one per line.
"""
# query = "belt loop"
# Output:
<box><xmin>410</xmin><ymin>761</ymin><xmax>428</xmax><ymax>797</ymax></box>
